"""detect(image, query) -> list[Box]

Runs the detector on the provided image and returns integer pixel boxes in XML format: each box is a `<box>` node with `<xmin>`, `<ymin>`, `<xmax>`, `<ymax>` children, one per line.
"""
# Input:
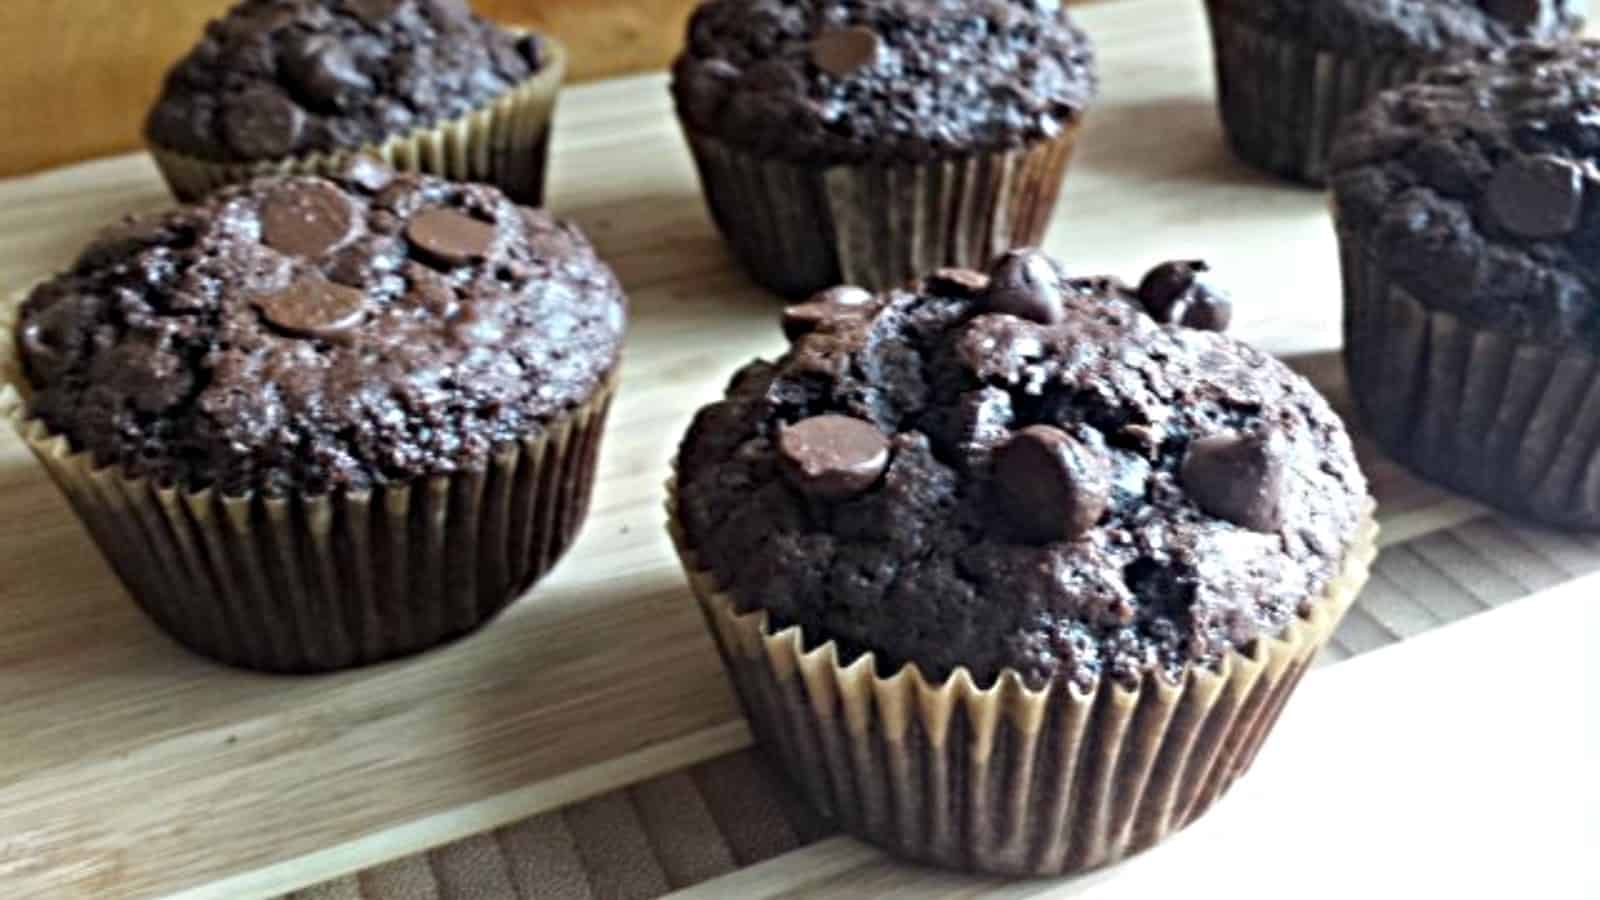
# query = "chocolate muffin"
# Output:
<box><xmin>1204</xmin><ymin>0</ymin><xmax>1585</xmax><ymax>184</ymax></box>
<box><xmin>146</xmin><ymin>0</ymin><xmax>566</xmax><ymax>203</ymax></box>
<box><xmin>2</xmin><ymin>160</ymin><xmax>625</xmax><ymax>672</ymax></box>
<box><xmin>671</xmin><ymin>0</ymin><xmax>1097</xmax><ymax>297</ymax></box>
<box><xmin>1332</xmin><ymin>41</ymin><xmax>1600</xmax><ymax>527</ymax></box>
<box><xmin>669</xmin><ymin>250</ymin><xmax>1375</xmax><ymax>875</ymax></box>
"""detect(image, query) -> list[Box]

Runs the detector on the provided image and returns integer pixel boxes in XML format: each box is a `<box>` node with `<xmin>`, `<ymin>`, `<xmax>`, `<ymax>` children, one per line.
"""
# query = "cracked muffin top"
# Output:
<box><xmin>14</xmin><ymin>160</ymin><xmax>625</xmax><ymax>497</ymax></box>
<box><xmin>1205</xmin><ymin>0</ymin><xmax>1585</xmax><ymax>55</ymax></box>
<box><xmin>1332</xmin><ymin>41</ymin><xmax>1600</xmax><ymax>345</ymax></box>
<box><xmin>146</xmin><ymin>0</ymin><xmax>547</xmax><ymax>162</ymax></box>
<box><xmin>675</xmin><ymin>250</ymin><xmax>1368</xmax><ymax>691</ymax></box>
<box><xmin>671</xmin><ymin>0</ymin><xmax>1097</xmax><ymax>164</ymax></box>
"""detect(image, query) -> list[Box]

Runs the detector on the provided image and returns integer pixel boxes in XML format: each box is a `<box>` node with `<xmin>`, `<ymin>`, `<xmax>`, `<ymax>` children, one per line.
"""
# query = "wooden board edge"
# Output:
<box><xmin>161</xmin><ymin>720</ymin><xmax>754</xmax><ymax>900</ymax></box>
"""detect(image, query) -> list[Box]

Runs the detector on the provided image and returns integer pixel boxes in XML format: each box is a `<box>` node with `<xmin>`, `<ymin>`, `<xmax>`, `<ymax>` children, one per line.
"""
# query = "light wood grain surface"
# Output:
<box><xmin>0</xmin><ymin>1</ymin><xmax>1580</xmax><ymax>898</ymax></box>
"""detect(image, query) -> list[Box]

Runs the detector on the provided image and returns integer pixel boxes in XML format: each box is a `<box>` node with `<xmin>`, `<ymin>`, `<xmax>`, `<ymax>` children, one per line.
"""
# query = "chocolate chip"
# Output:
<box><xmin>926</xmin><ymin>267</ymin><xmax>991</xmax><ymax>297</ymax></box>
<box><xmin>781</xmin><ymin>285</ymin><xmax>876</xmax><ymax>341</ymax></box>
<box><xmin>777</xmin><ymin>415</ymin><xmax>891</xmax><ymax>501</ymax></box>
<box><xmin>345</xmin><ymin>0</ymin><xmax>403</xmax><ymax>25</ymax></box>
<box><xmin>993</xmin><ymin>425</ymin><xmax>1111</xmax><ymax>543</ymax></box>
<box><xmin>222</xmin><ymin>88</ymin><xmax>305</xmax><ymax>159</ymax></box>
<box><xmin>406</xmin><ymin>208</ymin><xmax>498</xmax><ymax>267</ymax></box>
<box><xmin>260</xmin><ymin>181</ymin><xmax>360</xmax><ymax>258</ymax></box>
<box><xmin>1481</xmin><ymin>0</ymin><xmax>1542</xmax><ymax>26</ymax></box>
<box><xmin>811</xmin><ymin>26</ymin><xmax>883</xmax><ymax>78</ymax></box>
<box><xmin>284</xmin><ymin>34</ymin><xmax>372</xmax><ymax>109</ymax></box>
<box><xmin>1485</xmin><ymin>154</ymin><xmax>1584</xmax><ymax>239</ymax></box>
<box><xmin>1136</xmin><ymin>260</ymin><xmax>1233</xmax><ymax>332</ymax></box>
<box><xmin>1180</xmin><ymin>430</ymin><xmax>1288</xmax><ymax>533</ymax></box>
<box><xmin>254</xmin><ymin>275</ymin><xmax>367</xmax><ymax>339</ymax></box>
<box><xmin>983</xmin><ymin>249</ymin><xmax>1065</xmax><ymax>324</ymax></box>
<box><xmin>338</xmin><ymin>155</ymin><xmax>394</xmax><ymax>193</ymax></box>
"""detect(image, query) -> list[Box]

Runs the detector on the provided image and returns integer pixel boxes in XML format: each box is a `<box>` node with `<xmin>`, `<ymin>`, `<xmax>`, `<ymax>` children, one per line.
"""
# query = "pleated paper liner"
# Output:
<box><xmin>148</xmin><ymin>35</ymin><xmax>567</xmax><ymax>205</ymax></box>
<box><xmin>1205</xmin><ymin>6</ymin><xmax>1424</xmax><ymax>186</ymax></box>
<box><xmin>1341</xmin><ymin>235</ymin><xmax>1600</xmax><ymax>528</ymax></box>
<box><xmin>668</xmin><ymin>481</ymin><xmax>1378</xmax><ymax>876</ymax></box>
<box><xmin>681</xmin><ymin>123</ymin><xmax>1082</xmax><ymax>299</ymax></box>
<box><xmin>2</xmin><ymin>287</ymin><xmax>616</xmax><ymax>671</ymax></box>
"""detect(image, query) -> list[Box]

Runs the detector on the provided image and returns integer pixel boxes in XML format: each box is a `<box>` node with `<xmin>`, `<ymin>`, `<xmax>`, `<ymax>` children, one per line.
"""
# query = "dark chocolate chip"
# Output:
<box><xmin>222</xmin><ymin>88</ymin><xmax>305</xmax><ymax>159</ymax></box>
<box><xmin>284</xmin><ymin>34</ymin><xmax>373</xmax><ymax>109</ymax></box>
<box><xmin>983</xmin><ymin>249</ymin><xmax>1064</xmax><ymax>324</ymax></box>
<box><xmin>1481</xmin><ymin>0</ymin><xmax>1542</xmax><ymax>26</ymax></box>
<box><xmin>1136</xmin><ymin>260</ymin><xmax>1233</xmax><ymax>332</ymax></box>
<box><xmin>1180</xmin><ymin>430</ymin><xmax>1288</xmax><ymax>533</ymax></box>
<box><xmin>926</xmin><ymin>267</ymin><xmax>991</xmax><ymax>297</ymax></box>
<box><xmin>993</xmin><ymin>425</ymin><xmax>1111</xmax><ymax>543</ymax></box>
<box><xmin>1485</xmin><ymin>154</ymin><xmax>1584</xmax><ymax>239</ymax></box>
<box><xmin>811</xmin><ymin>26</ymin><xmax>883</xmax><ymax>78</ymax></box>
<box><xmin>260</xmin><ymin>181</ymin><xmax>360</xmax><ymax>258</ymax></box>
<box><xmin>781</xmin><ymin>285</ymin><xmax>876</xmax><ymax>341</ymax></box>
<box><xmin>406</xmin><ymin>208</ymin><xmax>498</xmax><ymax>266</ymax></box>
<box><xmin>777</xmin><ymin>414</ymin><xmax>891</xmax><ymax>500</ymax></box>
<box><xmin>254</xmin><ymin>275</ymin><xmax>367</xmax><ymax>339</ymax></box>
<box><xmin>338</xmin><ymin>155</ymin><xmax>394</xmax><ymax>193</ymax></box>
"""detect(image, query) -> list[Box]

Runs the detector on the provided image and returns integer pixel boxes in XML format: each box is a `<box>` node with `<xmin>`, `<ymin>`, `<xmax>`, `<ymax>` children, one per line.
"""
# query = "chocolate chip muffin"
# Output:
<box><xmin>1204</xmin><ymin>0</ymin><xmax>1585</xmax><ymax>184</ymax></box>
<box><xmin>668</xmin><ymin>249</ymin><xmax>1376</xmax><ymax>875</ymax></box>
<box><xmin>1332</xmin><ymin>42</ymin><xmax>1600</xmax><ymax>527</ymax></box>
<box><xmin>2</xmin><ymin>160</ymin><xmax>625</xmax><ymax>672</ymax></box>
<box><xmin>146</xmin><ymin>0</ymin><xmax>566</xmax><ymax>204</ymax></box>
<box><xmin>671</xmin><ymin>0</ymin><xmax>1097</xmax><ymax>297</ymax></box>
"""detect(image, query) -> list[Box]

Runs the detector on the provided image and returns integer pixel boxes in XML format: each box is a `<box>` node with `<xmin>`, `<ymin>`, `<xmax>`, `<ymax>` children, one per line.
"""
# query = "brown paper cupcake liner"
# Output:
<box><xmin>3</xmin><ymin>291</ymin><xmax>616</xmax><ymax>672</ymax></box>
<box><xmin>681</xmin><ymin>124</ymin><xmax>1082</xmax><ymax>298</ymax></box>
<box><xmin>148</xmin><ymin>36</ymin><xmax>567</xmax><ymax>205</ymax></box>
<box><xmin>667</xmin><ymin>481</ymin><xmax>1377</xmax><ymax>876</ymax></box>
<box><xmin>1341</xmin><ymin>236</ymin><xmax>1600</xmax><ymax>528</ymax></box>
<box><xmin>1205</xmin><ymin>7</ymin><xmax>1425</xmax><ymax>185</ymax></box>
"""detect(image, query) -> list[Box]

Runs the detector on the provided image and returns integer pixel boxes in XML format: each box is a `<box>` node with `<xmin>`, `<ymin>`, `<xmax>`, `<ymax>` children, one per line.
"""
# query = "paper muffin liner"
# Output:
<box><xmin>148</xmin><ymin>35</ymin><xmax>567</xmax><ymax>205</ymax></box>
<box><xmin>667</xmin><ymin>480</ymin><xmax>1377</xmax><ymax>876</ymax></box>
<box><xmin>680</xmin><ymin>124</ymin><xmax>1082</xmax><ymax>298</ymax></box>
<box><xmin>2</xmin><ymin>292</ymin><xmax>616</xmax><ymax>672</ymax></box>
<box><xmin>1341</xmin><ymin>236</ymin><xmax>1600</xmax><ymax>528</ymax></box>
<box><xmin>1204</xmin><ymin>7</ymin><xmax>1425</xmax><ymax>186</ymax></box>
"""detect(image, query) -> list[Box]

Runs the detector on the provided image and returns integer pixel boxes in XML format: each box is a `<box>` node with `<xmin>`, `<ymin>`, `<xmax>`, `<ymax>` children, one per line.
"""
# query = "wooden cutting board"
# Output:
<box><xmin>0</xmin><ymin>1</ymin><xmax>1575</xmax><ymax>898</ymax></box>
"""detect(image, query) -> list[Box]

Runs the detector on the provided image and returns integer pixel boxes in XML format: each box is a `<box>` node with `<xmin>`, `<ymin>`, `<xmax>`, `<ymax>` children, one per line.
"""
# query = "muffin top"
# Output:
<box><xmin>1207</xmin><ymin>0</ymin><xmax>1585</xmax><ymax>54</ymax></box>
<box><xmin>1331</xmin><ymin>42</ymin><xmax>1600</xmax><ymax>345</ymax></box>
<box><xmin>671</xmin><ymin>0</ymin><xmax>1097</xmax><ymax>164</ymax></box>
<box><xmin>15</xmin><ymin>160</ymin><xmax>625</xmax><ymax>497</ymax></box>
<box><xmin>146</xmin><ymin>0</ymin><xmax>546</xmax><ymax>163</ymax></box>
<box><xmin>675</xmin><ymin>251</ymin><xmax>1368</xmax><ymax>691</ymax></box>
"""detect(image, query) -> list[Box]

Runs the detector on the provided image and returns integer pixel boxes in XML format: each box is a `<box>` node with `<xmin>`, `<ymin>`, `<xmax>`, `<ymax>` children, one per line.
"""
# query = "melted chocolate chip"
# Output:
<box><xmin>260</xmin><ymin>181</ymin><xmax>360</xmax><ymax>258</ymax></box>
<box><xmin>222</xmin><ymin>88</ymin><xmax>305</xmax><ymax>159</ymax></box>
<box><xmin>254</xmin><ymin>275</ymin><xmax>367</xmax><ymax>339</ymax></box>
<box><xmin>777</xmin><ymin>414</ymin><xmax>891</xmax><ymax>500</ymax></box>
<box><xmin>1180</xmin><ymin>430</ymin><xmax>1288</xmax><ymax>533</ymax></box>
<box><xmin>1482</xmin><ymin>0</ymin><xmax>1543</xmax><ymax>26</ymax></box>
<box><xmin>926</xmin><ymin>267</ymin><xmax>991</xmax><ymax>297</ymax></box>
<box><xmin>983</xmin><ymin>249</ymin><xmax>1064</xmax><ymax>324</ymax></box>
<box><xmin>1485</xmin><ymin>153</ymin><xmax>1584</xmax><ymax>238</ymax></box>
<box><xmin>406</xmin><ymin>208</ymin><xmax>498</xmax><ymax>266</ymax></box>
<box><xmin>284</xmin><ymin>34</ymin><xmax>372</xmax><ymax>109</ymax></box>
<box><xmin>811</xmin><ymin>26</ymin><xmax>883</xmax><ymax>79</ymax></box>
<box><xmin>1136</xmin><ymin>259</ymin><xmax>1233</xmax><ymax>331</ymax></box>
<box><xmin>781</xmin><ymin>285</ymin><xmax>876</xmax><ymax>341</ymax></box>
<box><xmin>993</xmin><ymin>425</ymin><xmax>1111</xmax><ymax>543</ymax></box>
